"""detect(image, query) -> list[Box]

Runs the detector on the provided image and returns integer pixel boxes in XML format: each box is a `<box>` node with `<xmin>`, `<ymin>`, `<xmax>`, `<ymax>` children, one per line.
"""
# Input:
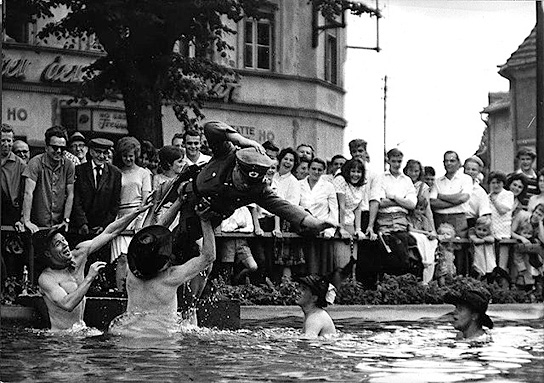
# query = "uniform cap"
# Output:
<box><xmin>127</xmin><ymin>225</ymin><xmax>174</xmax><ymax>280</ymax></box>
<box><xmin>88</xmin><ymin>138</ymin><xmax>114</xmax><ymax>150</ymax></box>
<box><xmin>68</xmin><ymin>132</ymin><xmax>86</xmax><ymax>145</ymax></box>
<box><xmin>236</xmin><ymin>148</ymin><xmax>274</xmax><ymax>183</ymax></box>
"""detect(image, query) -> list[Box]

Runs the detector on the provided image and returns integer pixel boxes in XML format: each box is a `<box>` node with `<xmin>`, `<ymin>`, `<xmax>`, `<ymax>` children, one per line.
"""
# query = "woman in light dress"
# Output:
<box><xmin>111</xmin><ymin>137</ymin><xmax>152</xmax><ymax>291</ymax></box>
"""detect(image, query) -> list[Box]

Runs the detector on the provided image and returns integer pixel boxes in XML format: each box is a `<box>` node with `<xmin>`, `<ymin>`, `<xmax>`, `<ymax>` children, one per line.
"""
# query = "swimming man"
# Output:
<box><xmin>296</xmin><ymin>274</ymin><xmax>336</xmax><ymax>337</ymax></box>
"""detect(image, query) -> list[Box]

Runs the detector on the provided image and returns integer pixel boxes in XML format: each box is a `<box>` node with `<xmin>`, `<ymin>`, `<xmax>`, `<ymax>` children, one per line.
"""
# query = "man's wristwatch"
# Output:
<box><xmin>63</xmin><ymin>218</ymin><xmax>70</xmax><ymax>223</ymax></box>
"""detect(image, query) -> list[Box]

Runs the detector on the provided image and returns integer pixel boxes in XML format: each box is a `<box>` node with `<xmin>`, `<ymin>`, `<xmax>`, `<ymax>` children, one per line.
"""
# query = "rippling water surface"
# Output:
<box><xmin>1</xmin><ymin>317</ymin><xmax>543</xmax><ymax>382</ymax></box>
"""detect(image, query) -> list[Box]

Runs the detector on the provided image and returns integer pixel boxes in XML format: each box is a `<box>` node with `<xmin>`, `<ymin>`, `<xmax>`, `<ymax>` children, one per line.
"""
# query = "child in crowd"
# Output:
<box><xmin>510</xmin><ymin>221</ymin><xmax>543</xmax><ymax>291</ymax></box>
<box><xmin>407</xmin><ymin>199</ymin><xmax>438</xmax><ymax>284</ymax></box>
<box><xmin>468</xmin><ymin>216</ymin><xmax>496</xmax><ymax>280</ymax></box>
<box><xmin>434</xmin><ymin>223</ymin><xmax>457</xmax><ymax>286</ymax></box>
<box><xmin>527</xmin><ymin>169</ymin><xmax>544</xmax><ymax>213</ymax></box>
<box><xmin>218</xmin><ymin>206</ymin><xmax>258</xmax><ymax>285</ymax></box>
<box><xmin>488</xmin><ymin>171</ymin><xmax>515</xmax><ymax>278</ymax></box>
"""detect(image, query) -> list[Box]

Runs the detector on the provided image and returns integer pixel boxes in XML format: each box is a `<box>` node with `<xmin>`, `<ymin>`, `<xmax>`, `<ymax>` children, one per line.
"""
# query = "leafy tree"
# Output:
<box><xmin>12</xmin><ymin>0</ymin><xmax>379</xmax><ymax>146</ymax></box>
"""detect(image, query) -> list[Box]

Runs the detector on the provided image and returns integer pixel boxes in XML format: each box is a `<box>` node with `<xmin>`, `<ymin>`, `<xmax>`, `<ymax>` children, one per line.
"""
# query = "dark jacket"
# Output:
<box><xmin>72</xmin><ymin>161</ymin><xmax>122</xmax><ymax>230</ymax></box>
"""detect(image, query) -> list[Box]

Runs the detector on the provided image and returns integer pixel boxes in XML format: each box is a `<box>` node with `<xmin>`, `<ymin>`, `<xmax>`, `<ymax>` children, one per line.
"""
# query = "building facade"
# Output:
<box><xmin>3</xmin><ymin>2</ymin><xmax>356</xmax><ymax>160</ymax></box>
<box><xmin>483</xmin><ymin>27</ymin><xmax>538</xmax><ymax>173</ymax></box>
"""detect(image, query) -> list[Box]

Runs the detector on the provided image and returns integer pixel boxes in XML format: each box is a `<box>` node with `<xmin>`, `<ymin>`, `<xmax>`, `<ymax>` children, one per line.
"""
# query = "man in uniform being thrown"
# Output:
<box><xmin>38</xmin><ymin>201</ymin><xmax>152</xmax><ymax>331</ymax></box>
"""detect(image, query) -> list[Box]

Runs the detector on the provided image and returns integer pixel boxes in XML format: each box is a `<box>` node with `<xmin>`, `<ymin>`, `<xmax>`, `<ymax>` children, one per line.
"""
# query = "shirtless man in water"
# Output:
<box><xmin>38</xmin><ymin>202</ymin><xmax>152</xmax><ymax>331</ymax></box>
<box><xmin>108</xmin><ymin>211</ymin><xmax>216</xmax><ymax>334</ymax></box>
<box><xmin>296</xmin><ymin>275</ymin><xmax>336</xmax><ymax>337</ymax></box>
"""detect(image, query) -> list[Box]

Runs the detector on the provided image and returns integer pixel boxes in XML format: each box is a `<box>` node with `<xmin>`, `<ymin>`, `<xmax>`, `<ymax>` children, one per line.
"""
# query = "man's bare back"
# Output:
<box><xmin>109</xmin><ymin>220</ymin><xmax>216</xmax><ymax>335</ymax></box>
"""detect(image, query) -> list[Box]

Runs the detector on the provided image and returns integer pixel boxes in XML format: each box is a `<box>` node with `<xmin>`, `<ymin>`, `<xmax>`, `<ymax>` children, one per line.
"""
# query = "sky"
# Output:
<box><xmin>344</xmin><ymin>0</ymin><xmax>536</xmax><ymax>173</ymax></box>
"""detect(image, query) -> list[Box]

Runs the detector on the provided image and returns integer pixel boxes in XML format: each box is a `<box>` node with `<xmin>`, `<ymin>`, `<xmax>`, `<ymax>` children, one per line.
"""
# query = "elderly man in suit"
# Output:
<box><xmin>72</xmin><ymin>138</ymin><xmax>122</xmax><ymax>236</ymax></box>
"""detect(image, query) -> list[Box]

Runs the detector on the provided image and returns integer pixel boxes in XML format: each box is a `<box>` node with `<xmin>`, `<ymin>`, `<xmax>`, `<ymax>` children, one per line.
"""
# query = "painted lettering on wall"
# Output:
<box><xmin>41</xmin><ymin>56</ymin><xmax>85</xmax><ymax>83</ymax></box>
<box><xmin>93</xmin><ymin>110</ymin><xmax>128</xmax><ymax>134</ymax></box>
<box><xmin>5</xmin><ymin>108</ymin><xmax>28</xmax><ymax>121</ymax></box>
<box><xmin>232</xmin><ymin>125</ymin><xmax>274</xmax><ymax>142</ymax></box>
<box><xmin>2</xmin><ymin>55</ymin><xmax>31</xmax><ymax>79</ymax></box>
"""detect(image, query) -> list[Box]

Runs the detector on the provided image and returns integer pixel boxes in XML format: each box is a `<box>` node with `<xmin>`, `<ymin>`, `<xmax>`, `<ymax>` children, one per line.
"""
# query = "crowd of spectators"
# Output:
<box><xmin>1</xmin><ymin>122</ymin><xmax>543</xmax><ymax>299</ymax></box>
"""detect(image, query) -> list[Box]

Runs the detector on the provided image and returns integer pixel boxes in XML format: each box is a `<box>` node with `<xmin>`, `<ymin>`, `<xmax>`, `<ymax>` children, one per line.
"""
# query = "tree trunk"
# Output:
<box><xmin>121</xmin><ymin>83</ymin><xmax>164</xmax><ymax>148</ymax></box>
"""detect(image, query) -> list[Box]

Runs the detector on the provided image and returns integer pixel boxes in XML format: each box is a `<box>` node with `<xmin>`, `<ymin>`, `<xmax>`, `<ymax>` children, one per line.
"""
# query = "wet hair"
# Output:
<box><xmin>386</xmin><ymin>148</ymin><xmax>403</xmax><ymax>159</ymax></box>
<box><xmin>424</xmin><ymin>166</ymin><xmax>435</xmax><ymax>177</ymax></box>
<box><xmin>44</xmin><ymin>126</ymin><xmax>68</xmax><ymax>146</ymax></box>
<box><xmin>309</xmin><ymin>157</ymin><xmax>327</xmax><ymax>170</ymax></box>
<box><xmin>506</xmin><ymin>173</ymin><xmax>528</xmax><ymax>199</ymax></box>
<box><xmin>277</xmin><ymin>147</ymin><xmax>300</xmax><ymax>171</ymax></box>
<box><xmin>403</xmin><ymin>159</ymin><xmax>424</xmax><ymax>181</ymax></box>
<box><xmin>488</xmin><ymin>171</ymin><xmax>507</xmax><ymax>186</ymax></box>
<box><xmin>348</xmin><ymin>139</ymin><xmax>367</xmax><ymax>152</ymax></box>
<box><xmin>113</xmin><ymin>136</ymin><xmax>141</xmax><ymax>168</ymax></box>
<box><xmin>158</xmin><ymin>145</ymin><xmax>184</xmax><ymax>171</ymax></box>
<box><xmin>339</xmin><ymin>158</ymin><xmax>366</xmax><ymax>187</ymax></box>
<box><xmin>1</xmin><ymin>123</ymin><xmax>14</xmax><ymax>134</ymax></box>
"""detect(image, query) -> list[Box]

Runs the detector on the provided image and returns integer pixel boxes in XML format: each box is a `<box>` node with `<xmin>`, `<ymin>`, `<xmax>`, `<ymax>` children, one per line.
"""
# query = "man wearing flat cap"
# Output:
<box><xmin>445</xmin><ymin>288</ymin><xmax>494</xmax><ymax>341</ymax></box>
<box><xmin>158</xmin><ymin>121</ymin><xmax>336</xmax><ymax>320</ymax></box>
<box><xmin>72</xmin><ymin>138</ymin><xmax>121</xmax><ymax>237</ymax></box>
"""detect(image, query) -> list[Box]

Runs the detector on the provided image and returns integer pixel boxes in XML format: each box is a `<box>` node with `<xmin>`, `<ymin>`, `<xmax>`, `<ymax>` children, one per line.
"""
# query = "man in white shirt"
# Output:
<box><xmin>182</xmin><ymin>129</ymin><xmax>211</xmax><ymax>167</ymax></box>
<box><xmin>430</xmin><ymin>151</ymin><xmax>473</xmax><ymax>274</ymax></box>
<box><xmin>376</xmin><ymin>148</ymin><xmax>417</xmax><ymax>234</ymax></box>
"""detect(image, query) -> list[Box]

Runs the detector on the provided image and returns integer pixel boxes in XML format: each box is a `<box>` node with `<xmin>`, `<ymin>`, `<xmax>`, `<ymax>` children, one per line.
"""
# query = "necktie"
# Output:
<box><xmin>95</xmin><ymin>166</ymin><xmax>102</xmax><ymax>187</ymax></box>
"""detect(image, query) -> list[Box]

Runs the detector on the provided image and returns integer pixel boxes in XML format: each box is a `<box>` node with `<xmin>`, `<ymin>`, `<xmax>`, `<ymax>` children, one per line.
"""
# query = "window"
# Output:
<box><xmin>244</xmin><ymin>18</ymin><xmax>273</xmax><ymax>70</ymax></box>
<box><xmin>4</xmin><ymin>1</ymin><xmax>34</xmax><ymax>44</ymax></box>
<box><xmin>324</xmin><ymin>31</ymin><xmax>338</xmax><ymax>84</ymax></box>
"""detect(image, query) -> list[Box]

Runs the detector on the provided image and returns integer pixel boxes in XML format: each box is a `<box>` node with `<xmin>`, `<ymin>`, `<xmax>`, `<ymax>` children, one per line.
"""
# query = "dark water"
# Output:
<box><xmin>1</xmin><ymin>317</ymin><xmax>543</xmax><ymax>382</ymax></box>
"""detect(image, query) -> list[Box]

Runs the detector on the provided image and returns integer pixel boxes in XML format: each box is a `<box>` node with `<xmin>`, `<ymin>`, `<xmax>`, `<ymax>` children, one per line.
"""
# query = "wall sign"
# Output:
<box><xmin>2</xmin><ymin>55</ymin><xmax>31</xmax><ymax>79</ymax></box>
<box><xmin>41</xmin><ymin>56</ymin><xmax>85</xmax><ymax>83</ymax></box>
<box><xmin>232</xmin><ymin>125</ymin><xmax>274</xmax><ymax>142</ymax></box>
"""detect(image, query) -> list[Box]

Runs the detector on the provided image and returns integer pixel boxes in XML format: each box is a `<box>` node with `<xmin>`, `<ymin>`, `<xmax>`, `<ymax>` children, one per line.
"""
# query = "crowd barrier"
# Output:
<box><xmin>0</xmin><ymin>225</ymin><xmax>524</xmax><ymax>283</ymax></box>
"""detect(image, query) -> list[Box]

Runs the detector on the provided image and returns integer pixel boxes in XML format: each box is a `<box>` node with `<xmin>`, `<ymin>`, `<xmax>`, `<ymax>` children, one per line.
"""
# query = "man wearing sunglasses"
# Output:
<box><xmin>18</xmin><ymin>126</ymin><xmax>75</xmax><ymax>234</ymax></box>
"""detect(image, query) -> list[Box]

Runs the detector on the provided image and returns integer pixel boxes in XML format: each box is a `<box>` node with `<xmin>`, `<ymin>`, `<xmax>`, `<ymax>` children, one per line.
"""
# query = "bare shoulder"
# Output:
<box><xmin>38</xmin><ymin>268</ymin><xmax>59</xmax><ymax>289</ymax></box>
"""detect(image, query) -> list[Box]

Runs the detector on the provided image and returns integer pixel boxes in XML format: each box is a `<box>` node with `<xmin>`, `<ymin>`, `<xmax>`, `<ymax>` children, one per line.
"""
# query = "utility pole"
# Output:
<box><xmin>537</xmin><ymin>1</ymin><xmax>544</xmax><ymax>170</ymax></box>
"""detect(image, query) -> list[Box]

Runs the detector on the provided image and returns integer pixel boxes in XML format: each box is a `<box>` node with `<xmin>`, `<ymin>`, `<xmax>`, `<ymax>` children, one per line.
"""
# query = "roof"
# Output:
<box><xmin>499</xmin><ymin>27</ymin><xmax>536</xmax><ymax>78</ymax></box>
<box><xmin>481</xmin><ymin>92</ymin><xmax>510</xmax><ymax>114</ymax></box>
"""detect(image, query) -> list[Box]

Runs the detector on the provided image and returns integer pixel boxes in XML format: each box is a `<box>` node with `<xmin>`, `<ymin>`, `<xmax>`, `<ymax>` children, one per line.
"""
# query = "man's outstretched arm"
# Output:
<box><xmin>165</xmin><ymin>218</ymin><xmax>216</xmax><ymax>287</ymax></box>
<box><xmin>76</xmin><ymin>197</ymin><xmax>153</xmax><ymax>259</ymax></box>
